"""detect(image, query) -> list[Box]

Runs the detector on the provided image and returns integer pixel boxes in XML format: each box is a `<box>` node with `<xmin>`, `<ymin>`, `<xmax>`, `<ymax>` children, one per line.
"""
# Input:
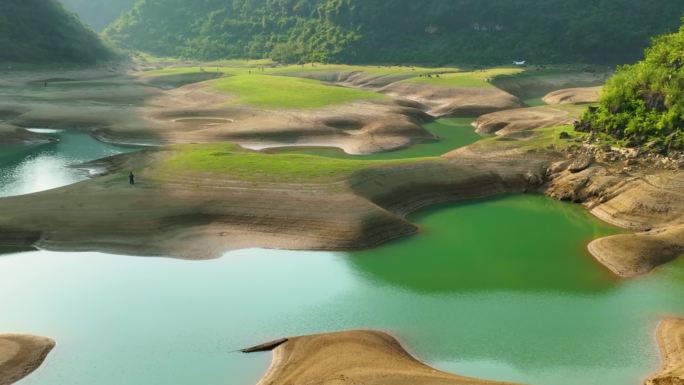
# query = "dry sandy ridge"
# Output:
<box><xmin>542</xmin><ymin>86</ymin><xmax>603</xmax><ymax>105</ymax></box>
<box><xmin>473</xmin><ymin>106</ymin><xmax>577</xmax><ymax>135</ymax></box>
<box><xmin>247</xmin><ymin>330</ymin><xmax>524</xmax><ymax>385</ymax></box>
<box><xmin>0</xmin><ymin>334</ymin><xmax>54</xmax><ymax>385</ymax></box>
<box><xmin>646</xmin><ymin>318</ymin><xmax>684</xmax><ymax>385</ymax></box>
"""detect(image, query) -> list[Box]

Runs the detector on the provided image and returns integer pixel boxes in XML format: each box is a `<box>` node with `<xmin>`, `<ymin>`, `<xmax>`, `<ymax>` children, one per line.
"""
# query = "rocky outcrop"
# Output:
<box><xmin>547</xmin><ymin>150</ymin><xmax>684</xmax><ymax>277</ymax></box>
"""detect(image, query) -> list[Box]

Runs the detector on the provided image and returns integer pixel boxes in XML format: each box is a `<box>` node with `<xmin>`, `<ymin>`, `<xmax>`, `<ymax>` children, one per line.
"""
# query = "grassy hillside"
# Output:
<box><xmin>580</xmin><ymin>21</ymin><xmax>684</xmax><ymax>153</ymax></box>
<box><xmin>105</xmin><ymin>0</ymin><xmax>684</xmax><ymax>65</ymax></box>
<box><xmin>60</xmin><ymin>0</ymin><xmax>137</xmax><ymax>31</ymax></box>
<box><xmin>0</xmin><ymin>0</ymin><xmax>113</xmax><ymax>64</ymax></box>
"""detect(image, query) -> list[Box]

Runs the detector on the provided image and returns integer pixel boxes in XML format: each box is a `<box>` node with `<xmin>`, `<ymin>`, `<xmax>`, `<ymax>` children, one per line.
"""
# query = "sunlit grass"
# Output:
<box><xmin>210</xmin><ymin>74</ymin><xmax>386</xmax><ymax>108</ymax></box>
<box><xmin>406</xmin><ymin>67</ymin><xmax>525</xmax><ymax>88</ymax></box>
<box><xmin>266</xmin><ymin>63</ymin><xmax>460</xmax><ymax>76</ymax></box>
<box><xmin>152</xmin><ymin>142</ymin><xmax>436</xmax><ymax>183</ymax></box>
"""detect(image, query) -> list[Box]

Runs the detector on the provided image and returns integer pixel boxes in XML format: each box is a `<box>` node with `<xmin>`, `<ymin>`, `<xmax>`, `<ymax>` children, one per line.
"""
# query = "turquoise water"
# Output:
<box><xmin>1</xmin><ymin>131</ymin><xmax>683</xmax><ymax>385</ymax></box>
<box><xmin>0</xmin><ymin>130</ymin><xmax>138</xmax><ymax>197</ymax></box>
<box><xmin>0</xmin><ymin>195</ymin><xmax>682</xmax><ymax>385</ymax></box>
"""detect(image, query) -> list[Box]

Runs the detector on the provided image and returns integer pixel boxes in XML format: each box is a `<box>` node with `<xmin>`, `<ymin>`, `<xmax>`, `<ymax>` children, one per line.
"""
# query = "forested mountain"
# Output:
<box><xmin>0</xmin><ymin>0</ymin><xmax>113</xmax><ymax>64</ymax></box>
<box><xmin>60</xmin><ymin>0</ymin><xmax>138</xmax><ymax>31</ymax></box>
<box><xmin>580</xmin><ymin>20</ymin><xmax>684</xmax><ymax>153</ymax></box>
<box><xmin>105</xmin><ymin>0</ymin><xmax>684</xmax><ymax>65</ymax></box>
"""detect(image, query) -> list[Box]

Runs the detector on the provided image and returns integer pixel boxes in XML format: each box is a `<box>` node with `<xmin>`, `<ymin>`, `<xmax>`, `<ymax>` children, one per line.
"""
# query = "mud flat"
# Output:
<box><xmin>646</xmin><ymin>318</ymin><xmax>684</xmax><ymax>385</ymax></box>
<box><xmin>247</xmin><ymin>330</ymin><xmax>523</xmax><ymax>385</ymax></box>
<box><xmin>0</xmin><ymin>334</ymin><xmax>54</xmax><ymax>385</ymax></box>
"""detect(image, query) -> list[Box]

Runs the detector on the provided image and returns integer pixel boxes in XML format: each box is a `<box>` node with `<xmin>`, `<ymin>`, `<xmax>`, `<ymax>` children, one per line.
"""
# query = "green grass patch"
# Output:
<box><xmin>142</xmin><ymin>66</ymin><xmax>224</xmax><ymax>76</ymax></box>
<box><xmin>267</xmin><ymin>63</ymin><xmax>460</xmax><ymax>76</ymax></box>
<box><xmin>152</xmin><ymin>143</ymin><xmax>434</xmax><ymax>183</ymax></box>
<box><xmin>406</xmin><ymin>68</ymin><xmax>524</xmax><ymax>88</ymax></box>
<box><xmin>210</xmin><ymin>74</ymin><xmax>386</xmax><ymax>109</ymax></box>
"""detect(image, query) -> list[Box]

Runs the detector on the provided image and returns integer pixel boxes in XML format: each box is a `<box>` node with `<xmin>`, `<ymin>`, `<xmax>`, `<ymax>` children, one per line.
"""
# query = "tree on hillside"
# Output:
<box><xmin>0</xmin><ymin>0</ymin><xmax>113</xmax><ymax>63</ymax></box>
<box><xmin>580</xmin><ymin>19</ymin><xmax>684</xmax><ymax>153</ymax></box>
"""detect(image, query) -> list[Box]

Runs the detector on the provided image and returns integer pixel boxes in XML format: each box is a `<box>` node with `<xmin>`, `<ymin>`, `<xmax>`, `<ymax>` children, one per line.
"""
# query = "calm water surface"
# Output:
<box><xmin>0</xmin><ymin>130</ymin><xmax>682</xmax><ymax>385</ymax></box>
<box><xmin>0</xmin><ymin>129</ymin><xmax>138</xmax><ymax>197</ymax></box>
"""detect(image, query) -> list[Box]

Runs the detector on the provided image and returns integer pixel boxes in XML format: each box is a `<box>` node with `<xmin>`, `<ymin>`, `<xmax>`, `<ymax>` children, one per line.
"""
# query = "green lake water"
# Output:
<box><xmin>1</xmin><ymin>129</ymin><xmax>683</xmax><ymax>385</ymax></box>
<box><xmin>266</xmin><ymin>117</ymin><xmax>481</xmax><ymax>159</ymax></box>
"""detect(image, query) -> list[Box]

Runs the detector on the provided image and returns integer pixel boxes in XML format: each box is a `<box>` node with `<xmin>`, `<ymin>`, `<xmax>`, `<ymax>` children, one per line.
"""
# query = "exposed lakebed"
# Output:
<box><xmin>0</xmin><ymin>128</ymin><xmax>682</xmax><ymax>385</ymax></box>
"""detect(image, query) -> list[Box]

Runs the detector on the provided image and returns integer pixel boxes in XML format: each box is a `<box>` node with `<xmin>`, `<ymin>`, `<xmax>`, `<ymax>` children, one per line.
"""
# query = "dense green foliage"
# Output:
<box><xmin>0</xmin><ymin>0</ymin><xmax>113</xmax><ymax>64</ymax></box>
<box><xmin>105</xmin><ymin>0</ymin><xmax>684</xmax><ymax>65</ymax></box>
<box><xmin>581</xmin><ymin>21</ymin><xmax>684</xmax><ymax>153</ymax></box>
<box><xmin>60</xmin><ymin>0</ymin><xmax>137</xmax><ymax>31</ymax></box>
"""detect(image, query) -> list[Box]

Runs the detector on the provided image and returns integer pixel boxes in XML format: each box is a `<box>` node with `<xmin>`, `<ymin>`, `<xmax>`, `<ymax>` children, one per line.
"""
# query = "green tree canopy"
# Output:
<box><xmin>105</xmin><ymin>0</ymin><xmax>684</xmax><ymax>65</ymax></box>
<box><xmin>0</xmin><ymin>0</ymin><xmax>113</xmax><ymax>64</ymax></box>
<box><xmin>580</xmin><ymin>20</ymin><xmax>684</xmax><ymax>153</ymax></box>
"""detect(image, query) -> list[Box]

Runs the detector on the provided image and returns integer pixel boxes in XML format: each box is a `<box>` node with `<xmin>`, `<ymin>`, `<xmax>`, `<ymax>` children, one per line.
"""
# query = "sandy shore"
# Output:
<box><xmin>588</xmin><ymin>226</ymin><xmax>684</xmax><ymax>277</ymax></box>
<box><xmin>0</xmin><ymin>334</ymin><xmax>54</xmax><ymax>385</ymax></box>
<box><xmin>646</xmin><ymin>318</ymin><xmax>684</xmax><ymax>385</ymax></box>
<box><xmin>246</xmin><ymin>330</ymin><xmax>523</xmax><ymax>385</ymax></box>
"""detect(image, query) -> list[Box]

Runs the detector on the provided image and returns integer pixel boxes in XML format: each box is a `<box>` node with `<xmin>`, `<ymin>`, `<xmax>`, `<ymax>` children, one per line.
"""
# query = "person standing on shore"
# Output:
<box><xmin>129</xmin><ymin>172</ymin><xmax>135</xmax><ymax>185</ymax></box>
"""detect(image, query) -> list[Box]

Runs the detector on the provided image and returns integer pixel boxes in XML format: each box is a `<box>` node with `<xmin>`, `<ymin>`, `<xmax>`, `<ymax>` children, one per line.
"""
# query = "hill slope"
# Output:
<box><xmin>105</xmin><ymin>0</ymin><xmax>684</xmax><ymax>65</ymax></box>
<box><xmin>60</xmin><ymin>0</ymin><xmax>137</xmax><ymax>31</ymax></box>
<box><xmin>0</xmin><ymin>0</ymin><xmax>113</xmax><ymax>64</ymax></box>
<box><xmin>580</xmin><ymin>20</ymin><xmax>684</xmax><ymax>153</ymax></box>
